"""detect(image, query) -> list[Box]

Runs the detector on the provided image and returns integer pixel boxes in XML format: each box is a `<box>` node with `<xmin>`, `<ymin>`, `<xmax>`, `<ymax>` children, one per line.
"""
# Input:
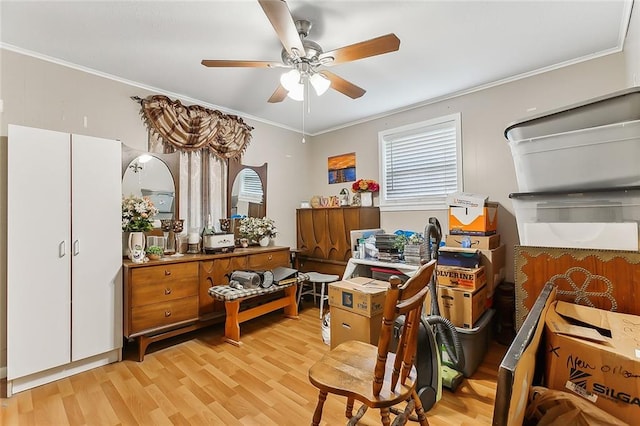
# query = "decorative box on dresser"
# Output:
<box><xmin>123</xmin><ymin>246</ymin><xmax>290</xmax><ymax>360</ymax></box>
<box><xmin>296</xmin><ymin>207</ymin><xmax>380</xmax><ymax>276</ymax></box>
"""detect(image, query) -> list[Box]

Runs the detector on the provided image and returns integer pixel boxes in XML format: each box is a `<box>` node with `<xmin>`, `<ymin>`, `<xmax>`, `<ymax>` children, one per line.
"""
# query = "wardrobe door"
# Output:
<box><xmin>71</xmin><ymin>135</ymin><xmax>122</xmax><ymax>361</ymax></box>
<box><xmin>7</xmin><ymin>125</ymin><xmax>71</xmax><ymax>379</ymax></box>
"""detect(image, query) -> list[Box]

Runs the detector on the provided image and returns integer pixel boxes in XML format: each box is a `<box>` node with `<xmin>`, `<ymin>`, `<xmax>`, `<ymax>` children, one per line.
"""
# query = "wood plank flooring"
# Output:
<box><xmin>1</xmin><ymin>305</ymin><xmax>507</xmax><ymax>425</ymax></box>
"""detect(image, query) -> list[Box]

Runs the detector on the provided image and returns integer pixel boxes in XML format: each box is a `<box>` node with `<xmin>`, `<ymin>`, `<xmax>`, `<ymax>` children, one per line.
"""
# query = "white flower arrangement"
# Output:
<box><xmin>122</xmin><ymin>195</ymin><xmax>159</xmax><ymax>232</ymax></box>
<box><xmin>238</xmin><ymin>216</ymin><xmax>277</xmax><ymax>241</ymax></box>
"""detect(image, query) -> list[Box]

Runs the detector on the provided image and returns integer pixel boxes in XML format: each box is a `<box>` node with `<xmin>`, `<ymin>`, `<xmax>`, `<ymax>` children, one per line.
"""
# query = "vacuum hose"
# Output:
<box><xmin>423</xmin><ymin>217</ymin><xmax>465</xmax><ymax>371</ymax></box>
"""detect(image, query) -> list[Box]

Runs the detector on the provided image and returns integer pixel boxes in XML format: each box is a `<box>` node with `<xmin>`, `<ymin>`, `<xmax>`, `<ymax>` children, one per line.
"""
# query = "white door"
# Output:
<box><xmin>7</xmin><ymin>125</ymin><xmax>72</xmax><ymax>379</ymax></box>
<box><xmin>71</xmin><ymin>135</ymin><xmax>122</xmax><ymax>361</ymax></box>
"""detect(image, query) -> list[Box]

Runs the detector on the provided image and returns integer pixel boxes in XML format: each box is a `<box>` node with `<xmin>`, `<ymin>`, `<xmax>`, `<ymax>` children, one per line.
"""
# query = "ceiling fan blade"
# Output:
<box><xmin>319</xmin><ymin>33</ymin><xmax>400</xmax><ymax>65</ymax></box>
<box><xmin>268</xmin><ymin>84</ymin><xmax>288</xmax><ymax>103</ymax></box>
<box><xmin>201</xmin><ymin>60</ymin><xmax>283</xmax><ymax>68</ymax></box>
<box><xmin>258</xmin><ymin>0</ymin><xmax>305</xmax><ymax>57</ymax></box>
<box><xmin>320</xmin><ymin>71</ymin><xmax>366</xmax><ymax>99</ymax></box>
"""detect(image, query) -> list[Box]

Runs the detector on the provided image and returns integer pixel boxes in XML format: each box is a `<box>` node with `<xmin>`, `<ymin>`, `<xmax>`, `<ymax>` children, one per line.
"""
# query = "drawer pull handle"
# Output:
<box><xmin>165</xmin><ymin>311</ymin><xmax>171</xmax><ymax>317</ymax></box>
<box><xmin>165</xmin><ymin>288</ymin><xmax>172</xmax><ymax>295</ymax></box>
<box><xmin>268</xmin><ymin>255</ymin><xmax>273</xmax><ymax>260</ymax></box>
<box><xmin>165</xmin><ymin>270</ymin><xmax>171</xmax><ymax>276</ymax></box>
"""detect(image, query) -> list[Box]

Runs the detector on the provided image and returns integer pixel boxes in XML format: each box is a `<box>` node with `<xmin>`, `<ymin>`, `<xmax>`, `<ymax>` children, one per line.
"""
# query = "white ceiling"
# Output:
<box><xmin>0</xmin><ymin>1</ymin><xmax>633</xmax><ymax>135</ymax></box>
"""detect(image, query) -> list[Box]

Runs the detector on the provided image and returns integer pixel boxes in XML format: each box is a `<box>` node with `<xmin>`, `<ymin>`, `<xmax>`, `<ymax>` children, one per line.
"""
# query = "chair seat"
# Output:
<box><xmin>308</xmin><ymin>340</ymin><xmax>417</xmax><ymax>408</ymax></box>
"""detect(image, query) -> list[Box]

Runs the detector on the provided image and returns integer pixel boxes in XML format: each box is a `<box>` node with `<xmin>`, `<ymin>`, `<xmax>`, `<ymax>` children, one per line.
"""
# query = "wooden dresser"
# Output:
<box><xmin>123</xmin><ymin>246</ymin><xmax>290</xmax><ymax>360</ymax></box>
<box><xmin>296</xmin><ymin>207</ymin><xmax>380</xmax><ymax>276</ymax></box>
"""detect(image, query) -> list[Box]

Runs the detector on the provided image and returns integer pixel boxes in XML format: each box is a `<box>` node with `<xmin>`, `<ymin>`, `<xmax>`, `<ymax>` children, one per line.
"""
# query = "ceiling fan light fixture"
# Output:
<box><xmin>280</xmin><ymin>69</ymin><xmax>301</xmax><ymax>92</ymax></box>
<box><xmin>287</xmin><ymin>82</ymin><xmax>305</xmax><ymax>101</ymax></box>
<box><xmin>310</xmin><ymin>72</ymin><xmax>331</xmax><ymax>96</ymax></box>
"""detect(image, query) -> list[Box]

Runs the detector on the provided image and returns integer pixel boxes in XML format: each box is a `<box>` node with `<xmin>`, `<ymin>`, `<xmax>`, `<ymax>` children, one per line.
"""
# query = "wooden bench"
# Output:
<box><xmin>208</xmin><ymin>282</ymin><xmax>299</xmax><ymax>346</ymax></box>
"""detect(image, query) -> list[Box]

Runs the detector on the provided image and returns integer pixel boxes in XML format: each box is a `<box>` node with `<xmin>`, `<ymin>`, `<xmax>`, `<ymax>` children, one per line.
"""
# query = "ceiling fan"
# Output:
<box><xmin>201</xmin><ymin>0</ymin><xmax>400</xmax><ymax>103</ymax></box>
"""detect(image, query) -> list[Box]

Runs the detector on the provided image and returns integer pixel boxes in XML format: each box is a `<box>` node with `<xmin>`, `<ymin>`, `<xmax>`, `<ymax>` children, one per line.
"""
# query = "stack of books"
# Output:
<box><xmin>375</xmin><ymin>234</ymin><xmax>401</xmax><ymax>262</ymax></box>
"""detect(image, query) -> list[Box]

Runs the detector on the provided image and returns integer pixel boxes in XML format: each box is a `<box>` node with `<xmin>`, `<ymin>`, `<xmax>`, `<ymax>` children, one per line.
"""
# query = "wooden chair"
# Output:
<box><xmin>308</xmin><ymin>260</ymin><xmax>437</xmax><ymax>426</ymax></box>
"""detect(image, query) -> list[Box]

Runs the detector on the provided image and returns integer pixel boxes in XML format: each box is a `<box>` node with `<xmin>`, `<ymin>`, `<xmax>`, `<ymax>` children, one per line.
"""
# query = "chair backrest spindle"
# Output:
<box><xmin>372</xmin><ymin>260</ymin><xmax>436</xmax><ymax>397</ymax></box>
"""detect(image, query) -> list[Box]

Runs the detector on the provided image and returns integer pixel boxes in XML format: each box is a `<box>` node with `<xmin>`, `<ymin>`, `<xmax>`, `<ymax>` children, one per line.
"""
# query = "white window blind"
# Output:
<box><xmin>238</xmin><ymin>171</ymin><xmax>263</xmax><ymax>204</ymax></box>
<box><xmin>379</xmin><ymin>113</ymin><xmax>462</xmax><ymax>210</ymax></box>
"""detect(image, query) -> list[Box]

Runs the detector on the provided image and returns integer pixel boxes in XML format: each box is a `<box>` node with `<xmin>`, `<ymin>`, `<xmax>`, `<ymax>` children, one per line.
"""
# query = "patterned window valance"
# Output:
<box><xmin>135</xmin><ymin>95</ymin><xmax>253</xmax><ymax>160</ymax></box>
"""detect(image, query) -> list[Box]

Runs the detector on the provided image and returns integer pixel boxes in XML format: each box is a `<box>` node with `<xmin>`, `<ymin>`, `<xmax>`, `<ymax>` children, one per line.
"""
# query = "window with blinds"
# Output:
<box><xmin>378</xmin><ymin>113</ymin><xmax>462</xmax><ymax>210</ymax></box>
<box><xmin>238</xmin><ymin>171</ymin><xmax>263</xmax><ymax>204</ymax></box>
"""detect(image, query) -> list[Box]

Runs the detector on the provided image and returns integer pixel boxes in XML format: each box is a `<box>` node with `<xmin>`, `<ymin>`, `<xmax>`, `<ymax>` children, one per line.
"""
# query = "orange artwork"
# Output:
<box><xmin>328</xmin><ymin>152</ymin><xmax>356</xmax><ymax>184</ymax></box>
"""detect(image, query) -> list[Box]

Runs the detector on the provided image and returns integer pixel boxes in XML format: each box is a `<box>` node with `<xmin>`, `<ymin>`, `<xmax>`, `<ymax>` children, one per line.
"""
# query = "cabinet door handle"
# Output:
<box><xmin>59</xmin><ymin>241</ymin><xmax>66</xmax><ymax>258</ymax></box>
<box><xmin>164</xmin><ymin>311</ymin><xmax>171</xmax><ymax>317</ymax></box>
<box><xmin>164</xmin><ymin>288</ymin><xmax>172</xmax><ymax>295</ymax></box>
<box><xmin>73</xmin><ymin>240</ymin><xmax>80</xmax><ymax>256</ymax></box>
<box><xmin>165</xmin><ymin>270</ymin><xmax>171</xmax><ymax>276</ymax></box>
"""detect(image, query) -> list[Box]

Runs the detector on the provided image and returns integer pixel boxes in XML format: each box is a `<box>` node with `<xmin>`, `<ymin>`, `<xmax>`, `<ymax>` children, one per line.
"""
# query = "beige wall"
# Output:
<box><xmin>309</xmin><ymin>52</ymin><xmax>628</xmax><ymax>285</ymax></box>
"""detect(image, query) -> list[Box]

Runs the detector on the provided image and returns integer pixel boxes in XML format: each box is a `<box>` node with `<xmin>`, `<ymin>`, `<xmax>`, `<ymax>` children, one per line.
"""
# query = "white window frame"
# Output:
<box><xmin>378</xmin><ymin>113</ymin><xmax>462</xmax><ymax>211</ymax></box>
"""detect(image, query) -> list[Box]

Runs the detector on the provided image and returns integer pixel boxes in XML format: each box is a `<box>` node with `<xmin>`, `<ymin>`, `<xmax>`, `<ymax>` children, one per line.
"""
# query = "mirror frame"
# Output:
<box><xmin>122</xmin><ymin>144</ymin><xmax>181</xmax><ymax>223</ymax></box>
<box><xmin>226</xmin><ymin>158</ymin><xmax>267</xmax><ymax>219</ymax></box>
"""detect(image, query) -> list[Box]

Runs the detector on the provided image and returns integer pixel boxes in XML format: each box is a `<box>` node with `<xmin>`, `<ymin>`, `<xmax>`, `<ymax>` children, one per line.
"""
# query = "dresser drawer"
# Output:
<box><xmin>130</xmin><ymin>296</ymin><xmax>198</xmax><ymax>335</ymax></box>
<box><xmin>247</xmin><ymin>250</ymin><xmax>289</xmax><ymax>270</ymax></box>
<box><xmin>131</xmin><ymin>263</ymin><xmax>198</xmax><ymax>307</ymax></box>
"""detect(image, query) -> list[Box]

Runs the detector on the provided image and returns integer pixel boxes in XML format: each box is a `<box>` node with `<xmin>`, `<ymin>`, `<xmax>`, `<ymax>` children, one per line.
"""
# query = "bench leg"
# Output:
<box><xmin>224</xmin><ymin>300</ymin><xmax>242</xmax><ymax>346</ymax></box>
<box><xmin>283</xmin><ymin>285</ymin><xmax>299</xmax><ymax>319</ymax></box>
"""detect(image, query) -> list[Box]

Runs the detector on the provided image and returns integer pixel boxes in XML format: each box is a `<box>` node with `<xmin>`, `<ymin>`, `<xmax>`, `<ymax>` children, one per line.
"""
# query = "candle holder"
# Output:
<box><xmin>160</xmin><ymin>219</ymin><xmax>173</xmax><ymax>253</ymax></box>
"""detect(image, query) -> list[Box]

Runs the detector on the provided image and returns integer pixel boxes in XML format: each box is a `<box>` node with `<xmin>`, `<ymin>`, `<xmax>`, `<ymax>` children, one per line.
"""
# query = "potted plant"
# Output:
<box><xmin>122</xmin><ymin>195</ymin><xmax>159</xmax><ymax>258</ymax></box>
<box><xmin>238</xmin><ymin>216</ymin><xmax>278</xmax><ymax>246</ymax></box>
<box><xmin>146</xmin><ymin>245</ymin><xmax>164</xmax><ymax>260</ymax></box>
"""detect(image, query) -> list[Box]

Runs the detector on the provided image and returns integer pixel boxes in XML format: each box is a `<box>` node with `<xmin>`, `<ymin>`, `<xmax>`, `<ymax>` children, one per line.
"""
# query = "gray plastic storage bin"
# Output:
<box><xmin>509</xmin><ymin>186</ymin><xmax>640</xmax><ymax>250</ymax></box>
<box><xmin>505</xmin><ymin>86</ymin><xmax>640</xmax><ymax>141</ymax></box>
<box><xmin>440</xmin><ymin>309</ymin><xmax>494</xmax><ymax>378</ymax></box>
<box><xmin>505</xmin><ymin>87</ymin><xmax>640</xmax><ymax>192</ymax></box>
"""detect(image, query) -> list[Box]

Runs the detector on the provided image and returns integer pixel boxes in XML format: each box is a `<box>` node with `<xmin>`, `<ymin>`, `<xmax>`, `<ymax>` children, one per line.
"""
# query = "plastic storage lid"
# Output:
<box><xmin>509</xmin><ymin>185</ymin><xmax>640</xmax><ymax>199</ymax></box>
<box><xmin>504</xmin><ymin>86</ymin><xmax>640</xmax><ymax>141</ymax></box>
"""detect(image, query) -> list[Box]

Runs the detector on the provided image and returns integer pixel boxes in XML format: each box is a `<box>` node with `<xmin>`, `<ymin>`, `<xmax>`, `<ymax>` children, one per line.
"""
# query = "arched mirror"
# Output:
<box><xmin>227</xmin><ymin>158</ymin><xmax>267</xmax><ymax>219</ymax></box>
<box><xmin>122</xmin><ymin>145</ymin><xmax>180</xmax><ymax>223</ymax></box>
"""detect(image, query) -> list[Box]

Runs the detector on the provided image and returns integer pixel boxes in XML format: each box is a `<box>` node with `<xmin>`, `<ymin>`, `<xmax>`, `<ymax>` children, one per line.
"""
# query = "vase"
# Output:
<box><xmin>128</xmin><ymin>232</ymin><xmax>146</xmax><ymax>260</ymax></box>
<box><xmin>259</xmin><ymin>236</ymin><xmax>270</xmax><ymax>247</ymax></box>
<box><xmin>360</xmin><ymin>191</ymin><xmax>373</xmax><ymax>207</ymax></box>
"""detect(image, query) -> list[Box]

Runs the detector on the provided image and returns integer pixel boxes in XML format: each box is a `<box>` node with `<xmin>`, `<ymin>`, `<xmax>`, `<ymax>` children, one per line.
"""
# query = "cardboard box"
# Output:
<box><xmin>328</xmin><ymin>277</ymin><xmax>388</xmax><ymax>317</ymax></box>
<box><xmin>330</xmin><ymin>307</ymin><xmax>383</xmax><ymax>349</ymax></box>
<box><xmin>446</xmin><ymin>192</ymin><xmax>488</xmax><ymax>209</ymax></box>
<box><xmin>544</xmin><ymin>301</ymin><xmax>640</xmax><ymax>425</ymax></box>
<box><xmin>449</xmin><ymin>202</ymin><xmax>498</xmax><ymax>235</ymax></box>
<box><xmin>478</xmin><ymin>244</ymin><xmax>506</xmax><ymax>297</ymax></box>
<box><xmin>445</xmin><ymin>233</ymin><xmax>501</xmax><ymax>250</ymax></box>
<box><xmin>433</xmin><ymin>285</ymin><xmax>488</xmax><ymax>329</ymax></box>
<box><xmin>436</xmin><ymin>265</ymin><xmax>486</xmax><ymax>291</ymax></box>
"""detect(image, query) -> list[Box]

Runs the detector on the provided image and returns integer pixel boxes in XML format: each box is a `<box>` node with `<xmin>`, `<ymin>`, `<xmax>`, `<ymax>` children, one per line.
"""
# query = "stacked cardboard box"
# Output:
<box><xmin>430</xmin><ymin>193</ymin><xmax>506</xmax><ymax>328</ymax></box>
<box><xmin>328</xmin><ymin>277</ymin><xmax>389</xmax><ymax>349</ymax></box>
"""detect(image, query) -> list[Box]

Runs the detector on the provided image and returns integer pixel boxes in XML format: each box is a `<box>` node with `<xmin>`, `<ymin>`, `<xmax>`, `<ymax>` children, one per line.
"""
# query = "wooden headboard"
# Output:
<box><xmin>514</xmin><ymin>245</ymin><xmax>640</xmax><ymax>330</ymax></box>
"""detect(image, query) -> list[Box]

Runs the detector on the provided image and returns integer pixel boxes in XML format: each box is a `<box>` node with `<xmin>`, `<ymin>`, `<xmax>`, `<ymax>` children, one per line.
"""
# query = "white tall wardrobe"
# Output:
<box><xmin>7</xmin><ymin>124</ymin><xmax>122</xmax><ymax>395</ymax></box>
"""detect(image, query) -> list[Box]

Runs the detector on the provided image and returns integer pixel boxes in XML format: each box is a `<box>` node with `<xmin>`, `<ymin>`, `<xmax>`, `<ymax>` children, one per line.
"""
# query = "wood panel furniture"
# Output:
<box><xmin>123</xmin><ymin>246</ymin><xmax>290</xmax><ymax>360</ymax></box>
<box><xmin>514</xmin><ymin>245</ymin><xmax>640</xmax><ymax>330</ymax></box>
<box><xmin>7</xmin><ymin>125</ymin><xmax>122</xmax><ymax>396</ymax></box>
<box><xmin>296</xmin><ymin>207</ymin><xmax>380</xmax><ymax>276</ymax></box>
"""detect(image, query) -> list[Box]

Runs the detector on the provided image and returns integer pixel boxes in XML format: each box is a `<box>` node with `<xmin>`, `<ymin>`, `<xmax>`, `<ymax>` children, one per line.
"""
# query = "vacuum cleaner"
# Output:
<box><xmin>391</xmin><ymin>217</ymin><xmax>465</xmax><ymax>415</ymax></box>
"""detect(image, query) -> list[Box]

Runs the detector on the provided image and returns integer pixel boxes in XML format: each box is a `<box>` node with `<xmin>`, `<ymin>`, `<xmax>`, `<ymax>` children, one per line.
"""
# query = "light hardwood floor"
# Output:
<box><xmin>1</xmin><ymin>305</ymin><xmax>507</xmax><ymax>425</ymax></box>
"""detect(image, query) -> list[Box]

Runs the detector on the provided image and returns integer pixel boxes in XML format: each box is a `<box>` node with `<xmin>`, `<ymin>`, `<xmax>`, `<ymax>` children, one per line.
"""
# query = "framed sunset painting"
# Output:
<box><xmin>328</xmin><ymin>152</ymin><xmax>356</xmax><ymax>184</ymax></box>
